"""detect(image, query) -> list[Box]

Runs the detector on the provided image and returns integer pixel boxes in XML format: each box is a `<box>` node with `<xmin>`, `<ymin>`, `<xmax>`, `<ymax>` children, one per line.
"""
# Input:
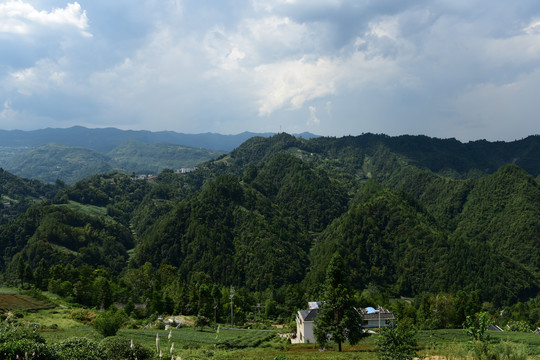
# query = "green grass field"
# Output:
<box><xmin>58</xmin><ymin>201</ymin><xmax>110</xmax><ymax>219</ymax></box>
<box><xmin>2</xmin><ymin>288</ymin><xmax>540</xmax><ymax>359</ymax></box>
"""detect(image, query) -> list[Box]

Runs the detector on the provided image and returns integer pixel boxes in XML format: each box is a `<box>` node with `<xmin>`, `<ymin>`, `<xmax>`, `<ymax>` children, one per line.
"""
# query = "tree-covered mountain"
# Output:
<box><xmin>107</xmin><ymin>141</ymin><xmax>226</xmax><ymax>174</ymax></box>
<box><xmin>1</xmin><ymin>142</ymin><xmax>226</xmax><ymax>184</ymax></box>
<box><xmin>221</xmin><ymin>132</ymin><xmax>540</xmax><ymax>178</ymax></box>
<box><xmin>2</xmin><ymin>144</ymin><xmax>113</xmax><ymax>185</ymax></box>
<box><xmin>0</xmin><ymin>168</ymin><xmax>63</xmax><ymax>225</ymax></box>
<box><xmin>1</xmin><ymin>132</ymin><xmax>539</xmax><ymax>311</ymax></box>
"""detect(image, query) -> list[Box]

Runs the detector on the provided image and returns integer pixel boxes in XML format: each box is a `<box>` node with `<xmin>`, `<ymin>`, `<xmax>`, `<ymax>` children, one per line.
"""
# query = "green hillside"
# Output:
<box><xmin>2</xmin><ymin>144</ymin><xmax>113</xmax><ymax>184</ymax></box>
<box><xmin>0</xmin><ymin>168</ymin><xmax>63</xmax><ymax>224</ymax></box>
<box><xmin>107</xmin><ymin>140</ymin><xmax>226</xmax><ymax>173</ymax></box>
<box><xmin>1</xmin><ymin>141</ymin><xmax>225</xmax><ymax>184</ymax></box>
<box><xmin>1</xmin><ymin>132</ymin><xmax>539</xmax><ymax>323</ymax></box>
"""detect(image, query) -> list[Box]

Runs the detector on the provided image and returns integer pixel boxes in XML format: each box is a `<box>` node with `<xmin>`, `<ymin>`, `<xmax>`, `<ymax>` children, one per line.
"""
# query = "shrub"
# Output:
<box><xmin>54</xmin><ymin>337</ymin><xmax>106</xmax><ymax>360</ymax></box>
<box><xmin>0</xmin><ymin>339</ymin><xmax>56</xmax><ymax>360</ymax></box>
<box><xmin>493</xmin><ymin>341</ymin><xmax>528</xmax><ymax>360</ymax></box>
<box><xmin>471</xmin><ymin>340</ymin><xmax>528</xmax><ymax>360</ymax></box>
<box><xmin>507</xmin><ymin>320</ymin><xmax>531</xmax><ymax>332</ymax></box>
<box><xmin>274</xmin><ymin>355</ymin><xmax>290</xmax><ymax>360</ymax></box>
<box><xmin>194</xmin><ymin>315</ymin><xmax>210</xmax><ymax>331</ymax></box>
<box><xmin>154</xmin><ymin>320</ymin><xmax>166</xmax><ymax>330</ymax></box>
<box><xmin>133</xmin><ymin>307</ymin><xmax>148</xmax><ymax>319</ymax></box>
<box><xmin>93</xmin><ymin>308</ymin><xmax>126</xmax><ymax>337</ymax></box>
<box><xmin>0</xmin><ymin>323</ymin><xmax>45</xmax><ymax>344</ymax></box>
<box><xmin>123</xmin><ymin>300</ymin><xmax>135</xmax><ymax>316</ymax></box>
<box><xmin>69</xmin><ymin>308</ymin><xmax>96</xmax><ymax>324</ymax></box>
<box><xmin>464</xmin><ymin>311</ymin><xmax>494</xmax><ymax>342</ymax></box>
<box><xmin>376</xmin><ymin>325</ymin><xmax>417</xmax><ymax>360</ymax></box>
<box><xmin>101</xmin><ymin>336</ymin><xmax>153</xmax><ymax>360</ymax></box>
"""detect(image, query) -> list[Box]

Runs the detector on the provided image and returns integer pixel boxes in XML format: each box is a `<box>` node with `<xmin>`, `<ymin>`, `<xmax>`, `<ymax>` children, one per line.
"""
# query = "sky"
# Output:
<box><xmin>1</xmin><ymin>0</ymin><xmax>540</xmax><ymax>141</ymax></box>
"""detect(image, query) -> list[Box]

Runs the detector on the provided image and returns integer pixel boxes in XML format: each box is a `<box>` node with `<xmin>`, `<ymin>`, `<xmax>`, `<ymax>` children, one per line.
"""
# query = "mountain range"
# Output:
<box><xmin>0</xmin><ymin>126</ymin><xmax>318</xmax><ymax>152</ymax></box>
<box><xmin>0</xmin><ymin>131</ymin><xmax>539</xmax><ymax>309</ymax></box>
<box><xmin>0</xmin><ymin>126</ymin><xmax>318</xmax><ymax>184</ymax></box>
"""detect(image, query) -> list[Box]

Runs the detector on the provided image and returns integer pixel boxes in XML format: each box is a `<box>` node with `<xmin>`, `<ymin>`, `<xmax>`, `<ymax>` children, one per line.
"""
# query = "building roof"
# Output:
<box><xmin>487</xmin><ymin>324</ymin><xmax>503</xmax><ymax>332</ymax></box>
<box><xmin>299</xmin><ymin>304</ymin><xmax>395</xmax><ymax>322</ymax></box>
<box><xmin>308</xmin><ymin>302</ymin><xmax>320</xmax><ymax>309</ymax></box>
<box><xmin>298</xmin><ymin>309</ymin><xmax>318</xmax><ymax>322</ymax></box>
<box><xmin>361</xmin><ymin>306</ymin><xmax>395</xmax><ymax>321</ymax></box>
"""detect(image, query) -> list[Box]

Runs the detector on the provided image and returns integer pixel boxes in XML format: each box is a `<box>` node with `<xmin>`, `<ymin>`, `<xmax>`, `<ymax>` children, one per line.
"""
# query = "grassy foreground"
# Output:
<box><xmin>2</xmin><ymin>288</ymin><xmax>539</xmax><ymax>359</ymax></box>
<box><xmin>26</xmin><ymin>309</ymin><xmax>540</xmax><ymax>359</ymax></box>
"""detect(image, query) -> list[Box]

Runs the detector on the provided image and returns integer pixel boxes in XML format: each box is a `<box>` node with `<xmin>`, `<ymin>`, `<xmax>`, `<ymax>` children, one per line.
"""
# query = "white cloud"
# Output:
<box><xmin>0</xmin><ymin>1</ymin><xmax>91</xmax><ymax>37</ymax></box>
<box><xmin>7</xmin><ymin>59</ymin><xmax>67</xmax><ymax>96</ymax></box>
<box><xmin>308</xmin><ymin>105</ymin><xmax>320</xmax><ymax>126</ymax></box>
<box><xmin>524</xmin><ymin>19</ymin><xmax>540</xmax><ymax>35</ymax></box>
<box><xmin>369</xmin><ymin>16</ymin><xmax>399</xmax><ymax>40</ymax></box>
<box><xmin>255</xmin><ymin>57</ymin><xmax>338</xmax><ymax>115</ymax></box>
<box><xmin>1</xmin><ymin>0</ymin><xmax>540</xmax><ymax>140</ymax></box>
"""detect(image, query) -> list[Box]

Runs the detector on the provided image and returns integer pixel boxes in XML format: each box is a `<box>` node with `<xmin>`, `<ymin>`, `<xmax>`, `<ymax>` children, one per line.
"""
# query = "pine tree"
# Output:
<box><xmin>314</xmin><ymin>253</ymin><xmax>363</xmax><ymax>352</ymax></box>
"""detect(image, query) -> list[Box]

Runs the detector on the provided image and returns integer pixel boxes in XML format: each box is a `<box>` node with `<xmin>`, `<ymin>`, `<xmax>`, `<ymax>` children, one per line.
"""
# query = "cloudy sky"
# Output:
<box><xmin>1</xmin><ymin>0</ymin><xmax>540</xmax><ymax>141</ymax></box>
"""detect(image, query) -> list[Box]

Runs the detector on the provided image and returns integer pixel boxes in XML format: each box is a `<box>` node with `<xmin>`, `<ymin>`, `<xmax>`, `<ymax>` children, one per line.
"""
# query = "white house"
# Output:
<box><xmin>292</xmin><ymin>303</ymin><xmax>394</xmax><ymax>344</ymax></box>
<box><xmin>292</xmin><ymin>302</ymin><xmax>319</xmax><ymax>344</ymax></box>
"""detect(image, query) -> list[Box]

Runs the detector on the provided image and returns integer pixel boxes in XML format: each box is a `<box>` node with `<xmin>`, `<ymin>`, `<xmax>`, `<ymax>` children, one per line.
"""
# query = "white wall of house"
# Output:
<box><xmin>296</xmin><ymin>317</ymin><xmax>316</xmax><ymax>343</ymax></box>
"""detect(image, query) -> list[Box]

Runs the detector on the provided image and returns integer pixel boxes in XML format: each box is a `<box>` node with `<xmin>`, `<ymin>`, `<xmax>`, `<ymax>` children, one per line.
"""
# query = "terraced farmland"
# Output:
<box><xmin>0</xmin><ymin>294</ymin><xmax>54</xmax><ymax>311</ymax></box>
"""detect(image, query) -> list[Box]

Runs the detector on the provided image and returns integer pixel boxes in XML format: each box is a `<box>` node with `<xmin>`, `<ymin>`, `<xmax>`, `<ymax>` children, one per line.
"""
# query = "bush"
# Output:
<box><xmin>194</xmin><ymin>315</ymin><xmax>210</xmax><ymax>331</ymax></box>
<box><xmin>154</xmin><ymin>320</ymin><xmax>166</xmax><ymax>330</ymax></box>
<box><xmin>94</xmin><ymin>308</ymin><xmax>126</xmax><ymax>337</ymax></box>
<box><xmin>494</xmin><ymin>341</ymin><xmax>528</xmax><ymax>360</ymax></box>
<box><xmin>133</xmin><ymin>307</ymin><xmax>148</xmax><ymax>319</ymax></box>
<box><xmin>376</xmin><ymin>325</ymin><xmax>417</xmax><ymax>360</ymax></box>
<box><xmin>69</xmin><ymin>308</ymin><xmax>96</xmax><ymax>324</ymax></box>
<box><xmin>470</xmin><ymin>340</ymin><xmax>528</xmax><ymax>360</ymax></box>
<box><xmin>507</xmin><ymin>320</ymin><xmax>531</xmax><ymax>332</ymax></box>
<box><xmin>0</xmin><ymin>324</ymin><xmax>45</xmax><ymax>344</ymax></box>
<box><xmin>54</xmin><ymin>337</ymin><xmax>106</xmax><ymax>360</ymax></box>
<box><xmin>101</xmin><ymin>336</ymin><xmax>154</xmax><ymax>360</ymax></box>
<box><xmin>0</xmin><ymin>339</ymin><xmax>56</xmax><ymax>360</ymax></box>
<box><xmin>274</xmin><ymin>355</ymin><xmax>290</xmax><ymax>360</ymax></box>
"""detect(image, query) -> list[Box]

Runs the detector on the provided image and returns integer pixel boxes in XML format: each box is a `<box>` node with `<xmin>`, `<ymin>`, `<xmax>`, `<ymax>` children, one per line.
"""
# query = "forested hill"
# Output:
<box><xmin>0</xmin><ymin>168</ymin><xmax>63</xmax><ymax>224</ymax></box>
<box><xmin>1</xmin><ymin>142</ymin><xmax>226</xmax><ymax>184</ymax></box>
<box><xmin>1</xmin><ymin>132</ymin><xmax>539</xmax><ymax>311</ymax></box>
<box><xmin>217</xmin><ymin>133</ymin><xmax>540</xmax><ymax>178</ymax></box>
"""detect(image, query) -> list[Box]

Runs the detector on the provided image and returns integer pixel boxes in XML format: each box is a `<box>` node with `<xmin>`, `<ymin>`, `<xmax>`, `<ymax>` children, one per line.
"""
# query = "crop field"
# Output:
<box><xmin>59</xmin><ymin>201</ymin><xmax>109</xmax><ymax>218</ymax></box>
<box><xmin>2</xmin><ymin>288</ymin><xmax>539</xmax><ymax>359</ymax></box>
<box><xmin>0</xmin><ymin>294</ymin><xmax>54</xmax><ymax>311</ymax></box>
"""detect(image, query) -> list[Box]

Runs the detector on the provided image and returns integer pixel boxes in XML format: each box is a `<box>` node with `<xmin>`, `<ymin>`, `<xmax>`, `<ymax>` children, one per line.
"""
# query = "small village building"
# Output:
<box><xmin>362</xmin><ymin>306</ymin><xmax>395</xmax><ymax>329</ymax></box>
<box><xmin>292</xmin><ymin>302</ymin><xmax>319</xmax><ymax>344</ymax></box>
<box><xmin>175</xmin><ymin>168</ymin><xmax>196</xmax><ymax>174</ymax></box>
<box><xmin>292</xmin><ymin>303</ymin><xmax>395</xmax><ymax>344</ymax></box>
<box><xmin>487</xmin><ymin>324</ymin><xmax>504</xmax><ymax>332</ymax></box>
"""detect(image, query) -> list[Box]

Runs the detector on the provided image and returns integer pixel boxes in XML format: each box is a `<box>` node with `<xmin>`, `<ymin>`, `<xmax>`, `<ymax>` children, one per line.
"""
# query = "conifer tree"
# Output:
<box><xmin>314</xmin><ymin>253</ymin><xmax>363</xmax><ymax>352</ymax></box>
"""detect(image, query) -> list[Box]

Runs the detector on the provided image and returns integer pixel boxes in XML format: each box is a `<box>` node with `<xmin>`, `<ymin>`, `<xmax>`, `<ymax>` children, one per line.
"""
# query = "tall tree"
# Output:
<box><xmin>314</xmin><ymin>253</ymin><xmax>363</xmax><ymax>352</ymax></box>
<box><xmin>16</xmin><ymin>257</ymin><xmax>25</xmax><ymax>288</ymax></box>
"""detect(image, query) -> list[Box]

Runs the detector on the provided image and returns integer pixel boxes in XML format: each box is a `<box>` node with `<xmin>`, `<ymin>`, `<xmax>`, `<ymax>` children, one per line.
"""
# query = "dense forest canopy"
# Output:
<box><xmin>1</xmin><ymin>132</ymin><xmax>540</xmax><ymax>326</ymax></box>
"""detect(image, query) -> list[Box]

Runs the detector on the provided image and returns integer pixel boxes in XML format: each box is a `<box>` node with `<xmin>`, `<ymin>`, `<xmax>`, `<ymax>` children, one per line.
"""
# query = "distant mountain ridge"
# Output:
<box><xmin>220</xmin><ymin>133</ymin><xmax>540</xmax><ymax>178</ymax></box>
<box><xmin>0</xmin><ymin>126</ymin><xmax>319</xmax><ymax>152</ymax></box>
<box><xmin>1</xmin><ymin>142</ymin><xmax>226</xmax><ymax>184</ymax></box>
